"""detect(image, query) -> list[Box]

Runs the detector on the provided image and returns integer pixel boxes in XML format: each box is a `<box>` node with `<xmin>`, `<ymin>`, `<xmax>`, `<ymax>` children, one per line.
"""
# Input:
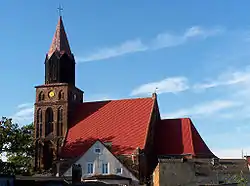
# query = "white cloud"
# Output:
<box><xmin>207</xmin><ymin>127</ymin><xmax>250</xmax><ymax>158</ymax></box>
<box><xmin>212</xmin><ymin>147</ymin><xmax>250</xmax><ymax>159</ymax></box>
<box><xmin>190</xmin><ymin>66</ymin><xmax>250</xmax><ymax>120</ymax></box>
<box><xmin>163</xmin><ymin>100</ymin><xmax>240</xmax><ymax>119</ymax></box>
<box><xmin>85</xmin><ymin>94</ymin><xmax>116</xmax><ymax>102</ymax></box>
<box><xmin>11</xmin><ymin>103</ymin><xmax>34</xmax><ymax>126</ymax></box>
<box><xmin>77</xmin><ymin>39</ymin><xmax>147</xmax><ymax>62</ymax></box>
<box><xmin>131</xmin><ymin>77</ymin><xmax>189</xmax><ymax>96</ymax></box>
<box><xmin>151</xmin><ymin>26</ymin><xmax>223</xmax><ymax>49</ymax></box>
<box><xmin>131</xmin><ymin>66</ymin><xmax>250</xmax><ymax>119</ymax></box>
<box><xmin>17</xmin><ymin>103</ymin><xmax>33</xmax><ymax>109</ymax></box>
<box><xmin>194</xmin><ymin>69</ymin><xmax>250</xmax><ymax>90</ymax></box>
<box><xmin>132</xmin><ymin>66</ymin><xmax>250</xmax><ymax>97</ymax></box>
<box><xmin>78</xmin><ymin>26</ymin><xmax>224</xmax><ymax>62</ymax></box>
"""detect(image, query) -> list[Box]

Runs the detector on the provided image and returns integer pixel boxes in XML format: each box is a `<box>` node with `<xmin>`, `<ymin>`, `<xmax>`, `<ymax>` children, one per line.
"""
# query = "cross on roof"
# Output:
<box><xmin>57</xmin><ymin>4</ymin><xmax>63</xmax><ymax>17</ymax></box>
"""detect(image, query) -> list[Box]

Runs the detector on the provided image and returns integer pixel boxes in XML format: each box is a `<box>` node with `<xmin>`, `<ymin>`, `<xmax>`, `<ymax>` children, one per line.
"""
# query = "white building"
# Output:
<box><xmin>63</xmin><ymin>140</ymin><xmax>139</xmax><ymax>186</ymax></box>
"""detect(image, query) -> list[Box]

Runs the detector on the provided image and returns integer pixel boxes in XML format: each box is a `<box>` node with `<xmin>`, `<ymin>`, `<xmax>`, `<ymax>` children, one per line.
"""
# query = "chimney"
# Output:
<box><xmin>72</xmin><ymin>164</ymin><xmax>82</xmax><ymax>184</ymax></box>
<box><xmin>56</xmin><ymin>162</ymin><xmax>60</xmax><ymax>177</ymax></box>
<box><xmin>132</xmin><ymin>147</ymin><xmax>140</xmax><ymax>165</ymax></box>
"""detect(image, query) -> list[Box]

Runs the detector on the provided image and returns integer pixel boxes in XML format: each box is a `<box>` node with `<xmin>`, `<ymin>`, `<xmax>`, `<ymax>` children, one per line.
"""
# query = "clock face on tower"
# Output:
<box><xmin>48</xmin><ymin>90</ymin><xmax>55</xmax><ymax>98</ymax></box>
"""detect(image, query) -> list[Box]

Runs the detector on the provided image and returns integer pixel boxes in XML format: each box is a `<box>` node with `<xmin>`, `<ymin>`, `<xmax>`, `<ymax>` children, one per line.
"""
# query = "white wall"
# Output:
<box><xmin>63</xmin><ymin>140</ymin><xmax>138</xmax><ymax>182</ymax></box>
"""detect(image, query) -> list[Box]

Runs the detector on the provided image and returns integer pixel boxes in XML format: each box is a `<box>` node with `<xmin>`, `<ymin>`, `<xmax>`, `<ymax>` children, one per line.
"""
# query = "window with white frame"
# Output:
<box><xmin>102</xmin><ymin>163</ymin><xmax>109</xmax><ymax>174</ymax></box>
<box><xmin>116</xmin><ymin>168</ymin><xmax>122</xmax><ymax>174</ymax></box>
<box><xmin>87</xmin><ymin>163</ymin><xmax>94</xmax><ymax>174</ymax></box>
<box><xmin>94</xmin><ymin>148</ymin><xmax>101</xmax><ymax>154</ymax></box>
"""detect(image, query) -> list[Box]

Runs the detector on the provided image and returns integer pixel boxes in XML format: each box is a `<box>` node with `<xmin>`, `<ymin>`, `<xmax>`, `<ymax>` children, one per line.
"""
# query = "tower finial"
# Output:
<box><xmin>57</xmin><ymin>4</ymin><xmax>63</xmax><ymax>17</ymax></box>
<box><xmin>152</xmin><ymin>87</ymin><xmax>158</xmax><ymax>99</ymax></box>
<box><xmin>154</xmin><ymin>87</ymin><xmax>159</xmax><ymax>94</ymax></box>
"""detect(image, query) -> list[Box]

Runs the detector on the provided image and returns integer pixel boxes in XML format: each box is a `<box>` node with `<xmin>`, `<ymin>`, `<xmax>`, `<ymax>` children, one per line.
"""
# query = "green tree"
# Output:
<box><xmin>235</xmin><ymin>171</ymin><xmax>248</xmax><ymax>186</ymax></box>
<box><xmin>0</xmin><ymin>117</ymin><xmax>35</xmax><ymax>175</ymax></box>
<box><xmin>225</xmin><ymin>171</ymin><xmax>248</xmax><ymax>186</ymax></box>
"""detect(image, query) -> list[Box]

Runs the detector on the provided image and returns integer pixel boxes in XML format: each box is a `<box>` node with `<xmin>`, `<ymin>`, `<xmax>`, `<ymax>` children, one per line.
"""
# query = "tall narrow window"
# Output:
<box><xmin>87</xmin><ymin>163</ymin><xmax>94</xmax><ymax>174</ymax></box>
<box><xmin>38</xmin><ymin>92</ymin><xmax>44</xmax><ymax>101</ymax></box>
<box><xmin>36</xmin><ymin>109</ymin><xmax>42</xmax><ymax>138</ymax></box>
<box><xmin>45</xmin><ymin>107</ymin><xmax>53</xmax><ymax>136</ymax></box>
<box><xmin>58</xmin><ymin>90</ymin><xmax>64</xmax><ymax>100</ymax></box>
<box><xmin>57</xmin><ymin>107</ymin><xmax>63</xmax><ymax>136</ymax></box>
<box><xmin>102</xmin><ymin>163</ymin><xmax>109</xmax><ymax>174</ymax></box>
<box><xmin>35</xmin><ymin>141</ymin><xmax>39</xmax><ymax>168</ymax></box>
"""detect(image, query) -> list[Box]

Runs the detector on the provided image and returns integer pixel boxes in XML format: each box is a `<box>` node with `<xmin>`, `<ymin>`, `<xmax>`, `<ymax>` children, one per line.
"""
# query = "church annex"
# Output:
<box><xmin>34</xmin><ymin>16</ymin><xmax>215</xmax><ymax>183</ymax></box>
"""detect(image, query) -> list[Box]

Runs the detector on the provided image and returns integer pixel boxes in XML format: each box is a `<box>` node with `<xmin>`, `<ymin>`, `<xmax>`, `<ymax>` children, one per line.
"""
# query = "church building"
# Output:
<box><xmin>34</xmin><ymin>16</ymin><xmax>215</xmax><ymax>183</ymax></box>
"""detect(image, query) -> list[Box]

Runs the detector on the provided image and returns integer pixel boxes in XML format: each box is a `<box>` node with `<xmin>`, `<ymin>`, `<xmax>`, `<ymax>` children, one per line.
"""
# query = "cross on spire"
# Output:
<box><xmin>57</xmin><ymin>4</ymin><xmax>63</xmax><ymax>17</ymax></box>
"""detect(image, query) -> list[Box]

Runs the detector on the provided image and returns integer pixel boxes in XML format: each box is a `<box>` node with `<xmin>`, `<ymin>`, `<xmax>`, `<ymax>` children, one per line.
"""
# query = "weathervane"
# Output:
<box><xmin>57</xmin><ymin>4</ymin><xmax>63</xmax><ymax>17</ymax></box>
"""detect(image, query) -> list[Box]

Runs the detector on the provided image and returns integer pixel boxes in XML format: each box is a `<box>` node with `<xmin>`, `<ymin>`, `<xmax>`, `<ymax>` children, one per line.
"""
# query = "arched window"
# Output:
<box><xmin>45</xmin><ymin>107</ymin><xmax>54</xmax><ymax>136</ymax></box>
<box><xmin>58</xmin><ymin>90</ymin><xmax>64</xmax><ymax>100</ymax></box>
<box><xmin>57</xmin><ymin>108</ymin><xmax>63</xmax><ymax>136</ymax></box>
<box><xmin>36</xmin><ymin>109</ymin><xmax>42</xmax><ymax>138</ymax></box>
<box><xmin>38</xmin><ymin>92</ymin><xmax>45</xmax><ymax>101</ymax></box>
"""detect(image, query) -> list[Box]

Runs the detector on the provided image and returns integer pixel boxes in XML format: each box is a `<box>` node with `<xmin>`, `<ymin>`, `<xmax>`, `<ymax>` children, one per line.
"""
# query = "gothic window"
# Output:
<box><xmin>38</xmin><ymin>92</ymin><xmax>42</xmax><ymax>101</ymax></box>
<box><xmin>35</xmin><ymin>141</ymin><xmax>42</xmax><ymax>169</ymax></box>
<box><xmin>45</xmin><ymin>107</ymin><xmax>54</xmax><ymax>136</ymax></box>
<box><xmin>36</xmin><ymin>123</ymin><xmax>39</xmax><ymax>138</ymax></box>
<box><xmin>38</xmin><ymin>92</ymin><xmax>45</xmax><ymax>101</ymax></box>
<box><xmin>48</xmin><ymin>60</ymin><xmax>52</xmax><ymax>82</ymax></box>
<box><xmin>58</xmin><ymin>90</ymin><xmax>64</xmax><ymax>100</ymax></box>
<box><xmin>57</xmin><ymin>107</ymin><xmax>63</xmax><ymax>136</ymax></box>
<box><xmin>36</xmin><ymin>109</ymin><xmax>42</xmax><ymax>138</ymax></box>
<box><xmin>49</xmin><ymin>59</ymin><xmax>58</xmax><ymax>82</ymax></box>
<box><xmin>52</xmin><ymin>60</ymin><xmax>57</xmax><ymax>81</ymax></box>
<box><xmin>48</xmin><ymin>60</ymin><xmax>57</xmax><ymax>83</ymax></box>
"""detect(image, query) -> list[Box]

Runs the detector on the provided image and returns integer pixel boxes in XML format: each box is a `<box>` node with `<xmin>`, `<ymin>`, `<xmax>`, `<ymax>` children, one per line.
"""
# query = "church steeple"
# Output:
<box><xmin>45</xmin><ymin>16</ymin><xmax>75</xmax><ymax>85</ymax></box>
<box><xmin>34</xmin><ymin>12</ymin><xmax>84</xmax><ymax>172</ymax></box>
<box><xmin>47</xmin><ymin>16</ymin><xmax>72</xmax><ymax>59</ymax></box>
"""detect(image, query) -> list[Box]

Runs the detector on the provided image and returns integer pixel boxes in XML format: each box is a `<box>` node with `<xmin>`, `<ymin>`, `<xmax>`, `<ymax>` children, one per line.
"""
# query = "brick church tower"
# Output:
<box><xmin>34</xmin><ymin>16</ymin><xmax>83</xmax><ymax>171</ymax></box>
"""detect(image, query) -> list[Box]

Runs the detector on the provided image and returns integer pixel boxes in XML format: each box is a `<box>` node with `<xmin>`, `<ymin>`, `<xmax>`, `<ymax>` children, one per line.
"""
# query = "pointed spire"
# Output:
<box><xmin>47</xmin><ymin>16</ymin><xmax>72</xmax><ymax>59</ymax></box>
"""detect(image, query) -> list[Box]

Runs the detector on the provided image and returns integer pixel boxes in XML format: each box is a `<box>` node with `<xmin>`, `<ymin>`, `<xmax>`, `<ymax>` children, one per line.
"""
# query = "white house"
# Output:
<box><xmin>63</xmin><ymin>140</ymin><xmax>139</xmax><ymax>186</ymax></box>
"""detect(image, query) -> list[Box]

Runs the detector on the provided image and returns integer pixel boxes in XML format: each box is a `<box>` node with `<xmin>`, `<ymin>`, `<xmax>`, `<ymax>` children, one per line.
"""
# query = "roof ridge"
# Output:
<box><xmin>83</xmin><ymin>96</ymin><xmax>153</xmax><ymax>104</ymax></box>
<box><xmin>187</xmin><ymin>119</ymin><xmax>215</xmax><ymax>157</ymax></box>
<box><xmin>161</xmin><ymin>117</ymin><xmax>191</xmax><ymax>121</ymax></box>
<box><xmin>184</xmin><ymin>118</ymin><xmax>195</xmax><ymax>156</ymax></box>
<box><xmin>143</xmin><ymin>96</ymin><xmax>157</xmax><ymax>147</ymax></box>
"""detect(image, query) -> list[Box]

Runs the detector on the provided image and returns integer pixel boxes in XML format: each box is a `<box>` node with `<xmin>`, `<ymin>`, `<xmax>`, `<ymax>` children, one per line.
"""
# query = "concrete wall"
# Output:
<box><xmin>153</xmin><ymin>159</ymin><xmax>250</xmax><ymax>186</ymax></box>
<box><xmin>159</xmin><ymin>159</ymin><xmax>196</xmax><ymax>186</ymax></box>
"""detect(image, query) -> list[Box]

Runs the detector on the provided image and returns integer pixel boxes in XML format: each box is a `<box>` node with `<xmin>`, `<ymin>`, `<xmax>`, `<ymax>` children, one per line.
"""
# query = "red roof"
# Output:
<box><xmin>48</xmin><ymin>16</ymin><xmax>71</xmax><ymax>59</ymax></box>
<box><xmin>62</xmin><ymin>97</ymin><xmax>155</xmax><ymax>158</ymax></box>
<box><xmin>155</xmin><ymin>118</ymin><xmax>215</xmax><ymax>157</ymax></box>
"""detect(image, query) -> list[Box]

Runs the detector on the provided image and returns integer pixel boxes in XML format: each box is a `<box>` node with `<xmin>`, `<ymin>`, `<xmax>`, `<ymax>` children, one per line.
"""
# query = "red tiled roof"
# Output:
<box><xmin>61</xmin><ymin>97</ymin><xmax>155</xmax><ymax>158</ymax></box>
<box><xmin>47</xmin><ymin>16</ymin><xmax>71</xmax><ymax>59</ymax></box>
<box><xmin>155</xmin><ymin>118</ymin><xmax>215</xmax><ymax>158</ymax></box>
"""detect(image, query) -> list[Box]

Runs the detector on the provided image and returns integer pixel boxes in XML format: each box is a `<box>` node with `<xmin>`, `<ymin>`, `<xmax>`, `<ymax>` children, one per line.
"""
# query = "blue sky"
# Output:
<box><xmin>1</xmin><ymin>0</ymin><xmax>250</xmax><ymax>158</ymax></box>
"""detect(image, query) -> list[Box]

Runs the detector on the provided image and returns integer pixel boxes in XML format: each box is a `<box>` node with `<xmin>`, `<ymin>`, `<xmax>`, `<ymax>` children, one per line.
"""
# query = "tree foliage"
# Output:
<box><xmin>224</xmin><ymin>170</ymin><xmax>248</xmax><ymax>186</ymax></box>
<box><xmin>0</xmin><ymin>117</ymin><xmax>34</xmax><ymax>175</ymax></box>
<box><xmin>232</xmin><ymin>171</ymin><xmax>248</xmax><ymax>186</ymax></box>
